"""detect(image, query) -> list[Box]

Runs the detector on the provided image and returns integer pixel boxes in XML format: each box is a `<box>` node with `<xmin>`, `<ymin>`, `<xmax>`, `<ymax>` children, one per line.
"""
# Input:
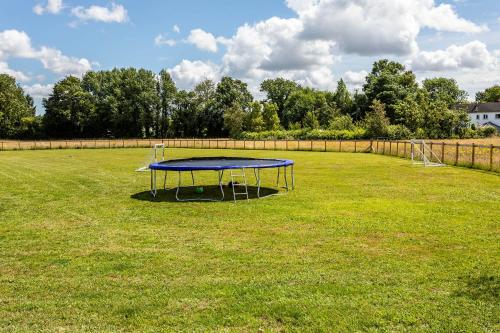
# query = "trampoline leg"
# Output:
<box><xmin>163</xmin><ymin>171</ymin><xmax>167</xmax><ymax>190</ymax></box>
<box><xmin>253</xmin><ymin>168</ymin><xmax>258</xmax><ymax>185</ymax></box>
<box><xmin>256</xmin><ymin>168</ymin><xmax>261</xmax><ymax>198</ymax></box>
<box><xmin>291</xmin><ymin>164</ymin><xmax>295</xmax><ymax>190</ymax></box>
<box><xmin>218</xmin><ymin>170</ymin><xmax>225</xmax><ymax>201</ymax></box>
<box><xmin>276</xmin><ymin>167</ymin><xmax>280</xmax><ymax>187</ymax></box>
<box><xmin>175</xmin><ymin>171</ymin><xmax>182</xmax><ymax>201</ymax></box>
<box><xmin>151</xmin><ymin>169</ymin><xmax>157</xmax><ymax>197</ymax></box>
<box><xmin>191</xmin><ymin>170</ymin><xmax>195</xmax><ymax>186</ymax></box>
<box><xmin>284</xmin><ymin>166</ymin><xmax>289</xmax><ymax>192</ymax></box>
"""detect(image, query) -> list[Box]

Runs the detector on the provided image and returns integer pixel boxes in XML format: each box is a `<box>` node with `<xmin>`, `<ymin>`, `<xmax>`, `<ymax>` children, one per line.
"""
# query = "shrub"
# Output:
<box><xmin>238</xmin><ymin>128</ymin><xmax>367</xmax><ymax>140</ymax></box>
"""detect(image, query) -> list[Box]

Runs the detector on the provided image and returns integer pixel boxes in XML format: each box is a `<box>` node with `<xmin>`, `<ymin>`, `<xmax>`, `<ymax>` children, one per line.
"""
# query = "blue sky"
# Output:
<box><xmin>0</xmin><ymin>0</ymin><xmax>499</xmax><ymax>113</ymax></box>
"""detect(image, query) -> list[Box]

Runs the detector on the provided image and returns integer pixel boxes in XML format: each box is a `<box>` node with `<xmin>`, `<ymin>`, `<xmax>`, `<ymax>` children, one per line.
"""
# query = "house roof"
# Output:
<box><xmin>468</xmin><ymin>102</ymin><xmax>500</xmax><ymax>113</ymax></box>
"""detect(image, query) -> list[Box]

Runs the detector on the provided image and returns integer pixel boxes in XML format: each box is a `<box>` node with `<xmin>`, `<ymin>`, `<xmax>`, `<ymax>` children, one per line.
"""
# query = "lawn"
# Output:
<box><xmin>0</xmin><ymin>148</ymin><xmax>498</xmax><ymax>332</ymax></box>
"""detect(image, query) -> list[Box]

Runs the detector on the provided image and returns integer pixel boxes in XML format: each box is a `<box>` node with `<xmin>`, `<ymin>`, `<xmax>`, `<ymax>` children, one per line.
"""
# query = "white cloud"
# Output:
<box><xmin>220</xmin><ymin>16</ymin><xmax>337</xmax><ymax>90</ymax></box>
<box><xmin>22</xmin><ymin>83</ymin><xmax>54</xmax><ymax>98</ymax></box>
<box><xmin>173</xmin><ymin>25</ymin><xmax>180</xmax><ymax>33</ymax></box>
<box><xmin>0</xmin><ymin>29</ymin><xmax>93</xmax><ymax>77</ymax></box>
<box><xmin>71</xmin><ymin>2</ymin><xmax>128</xmax><ymax>23</ymax></box>
<box><xmin>33</xmin><ymin>0</ymin><xmax>63</xmax><ymax>15</ymax></box>
<box><xmin>343</xmin><ymin>70</ymin><xmax>368</xmax><ymax>89</ymax></box>
<box><xmin>167</xmin><ymin>0</ymin><xmax>490</xmax><ymax>95</ymax></box>
<box><xmin>36</xmin><ymin>47</ymin><xmax>92</xmax><ymax>76</ymax></box>
<box><xmin>187</xmin><ymin>29</ymin><xmax>218</xmax><ymax>53</ymax></box>
<box><xmin>411</xmin><ymin>40</ymin><xmax>496</xmax><ymax>71</ymax></box>
<box><xmin>154</xmin><ymin>34</ymin><xmax>176</xmax><ymax>47</ymax></box>
<box><xmin>168</xmin><ymin>60</ymin><xmax>220</xmax><ymax>90</ymax></box>
<box><xmin>0</xmin><ymin>61</ymin><xmax>31</xmax><ymax>82</ymax></box>
<box><xmin>288</xmin><ymin>0</ymin><xmax>485</xmax><ymax>56</ymax></box>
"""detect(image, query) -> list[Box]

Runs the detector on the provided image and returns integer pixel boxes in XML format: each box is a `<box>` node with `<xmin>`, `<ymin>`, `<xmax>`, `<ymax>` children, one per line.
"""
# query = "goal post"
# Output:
<box><xmin>410</xmin><ymin>140</ymin><xmax>444</xmax><ymax>167</ymax></box>
<box><xmin>136</xmin><ymin>144</ymin><xmax>165</xmax><ymax>172</ymax></box>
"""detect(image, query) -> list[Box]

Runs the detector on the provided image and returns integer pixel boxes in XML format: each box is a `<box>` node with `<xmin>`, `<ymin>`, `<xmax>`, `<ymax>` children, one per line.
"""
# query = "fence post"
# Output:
<box><xmin>310</xmin><ymin>140</ymin><xmax>313</xmax><ymax>151</ymax></box>
<box><xmin>274</xmin><ymin>140</ymin><xmax>277</xmax><ymax>150</ymax></box>
<box><xmin>455</xmin><ymin>142</ymin><xmax>459</xmax><ymax>165</ymax></box>
<box><xmin>339</xmin><ymin>140</ymin><xmax>342</xmax><ymax>152</ymax></box>
<box><xmin>490</xmin><ymin>144</ymin><xmax>494</xmax><ymax>171</ymax></box>
<box><xmin>324</xmin><ymin>140</ymin><xmax>327</xmax><ymax>152</ymax></box>
<box><xmin>354</xmin><ymin>140</ymin><xmax>357</xmax><ymax>153</ymax></box>
<box><xmin>34</xmin><ymin>141</ymin><xmax>37</xmax><ymax>150</ymax></box>
<box><xmin>254</xmin><ymin>140</ymin><xmax>256</xmax><ymax>150</ymax></box>
<box><xmin>376</xmin><ymin>140</ymin><xmax>379</xmax><ymax>153</ymax></box>
<box><xmin>389</xmin><ymin>141</ymin><xmax>392</xmax><ymax>155</ymax></box>
<box><xmin>404</xmin><ymin>141</ymin><xmax>407</xmax><ymax>158</ymax></box>
<box><xmin>471</xmin><ymin>143</ymin><xmax>475</xmax><ymax>167</ymax></box>
<box><xmin>382</xmin><ymin>140</ymin><xmax>385</xmax><ymax>155</ymax></box>
<box><xmin>441</xmin><ymin>142</ymin><xmax>445</xmax><ymax>163</ymax></box>
<box><xmin>297</xmin><ymin>140</ymin><xmax>300</xmax><ymax>151</ymax></box>
<box><xmin>1</xmin><ymin>141</ymin><xmax>3</xmax><ymax>150</ymax></box>
<box><xmin>286</xmin><ymin>140</ymin><xmax>288</xmax><ymax>150</ymax></box>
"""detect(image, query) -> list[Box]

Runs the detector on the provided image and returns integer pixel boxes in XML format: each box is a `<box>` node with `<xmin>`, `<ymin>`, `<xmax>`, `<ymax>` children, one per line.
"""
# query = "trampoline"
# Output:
<box><xmin>149</xmin><ymin>157</ymin><xmax>294</xmax><ymax>202</ymax></box>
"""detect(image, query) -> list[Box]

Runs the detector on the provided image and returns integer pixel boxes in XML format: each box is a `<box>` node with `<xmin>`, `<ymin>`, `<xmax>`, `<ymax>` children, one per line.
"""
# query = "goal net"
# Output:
<box><xmin>410</xmin><ymin>140</ymin><xmax>444</xmax><ymax>167</ymax></box>
<box><xmin>136</xmin><ymin>144</ymin><xmax>165</xmax><ymax>172</ymax></box>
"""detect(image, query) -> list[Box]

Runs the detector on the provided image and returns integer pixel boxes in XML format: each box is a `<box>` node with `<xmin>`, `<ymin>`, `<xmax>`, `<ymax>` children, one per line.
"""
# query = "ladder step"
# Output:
<box><xmin>234</xmin><ymin>192</ymin><xmax>248</xmax><ymax>195</ymax></box>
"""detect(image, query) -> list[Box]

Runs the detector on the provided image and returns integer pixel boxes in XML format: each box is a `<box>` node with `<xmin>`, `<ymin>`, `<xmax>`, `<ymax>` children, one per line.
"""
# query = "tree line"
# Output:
<box><xmin>1</xmin><ymin>59</ymin><xmax>499</xmax><ymax>140</ymax></box>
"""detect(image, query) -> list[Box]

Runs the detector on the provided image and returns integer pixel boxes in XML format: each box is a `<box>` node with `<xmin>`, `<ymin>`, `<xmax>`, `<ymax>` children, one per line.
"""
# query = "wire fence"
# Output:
<box><xmin>1</xmin><ymin>138</ymin><xmax>499</xmax><ymax>172</ymax></box>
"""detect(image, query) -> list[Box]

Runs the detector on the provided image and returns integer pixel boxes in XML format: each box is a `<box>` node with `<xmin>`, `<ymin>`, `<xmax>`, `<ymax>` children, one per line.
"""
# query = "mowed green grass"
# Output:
<box><xmin>0</xmin><ymin>148</ymin><xmax>498</xmax><ymax>332</ymax></box>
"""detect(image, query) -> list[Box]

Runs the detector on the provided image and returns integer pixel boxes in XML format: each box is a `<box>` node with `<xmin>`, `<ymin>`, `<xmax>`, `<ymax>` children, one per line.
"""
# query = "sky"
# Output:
<box><xmin>0</xmin><ymin>0</ymin><xmax>499</xmax><ymax>114</ymax></box>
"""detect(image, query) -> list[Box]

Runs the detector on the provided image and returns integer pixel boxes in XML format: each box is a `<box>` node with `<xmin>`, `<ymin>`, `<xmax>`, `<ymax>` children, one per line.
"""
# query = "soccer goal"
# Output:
<box><xmin>136</xmin><ymin>144</ymin><xmax>165</xmax><ymax>172</ymax></box>
<box><xmin>410</xmin><ymin>140</ymin><xmax>444</xmax><ymax>167</ymax></box>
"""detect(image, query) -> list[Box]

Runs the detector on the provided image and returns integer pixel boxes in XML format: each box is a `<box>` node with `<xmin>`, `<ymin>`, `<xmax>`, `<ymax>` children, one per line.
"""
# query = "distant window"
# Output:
<box><xmin>496</xmin><ymin>114</ymin><xmax>500</xmax><ymax>119</ymax></box>
<box><xmin>476</xmin><ymin>115</ymin><xmax>480</xmax><ymax>120</ymax></box>
<box><xmin>483</xmin><ymin>114</ymin><xmax>488</xmax><ymax>119</ymax></box>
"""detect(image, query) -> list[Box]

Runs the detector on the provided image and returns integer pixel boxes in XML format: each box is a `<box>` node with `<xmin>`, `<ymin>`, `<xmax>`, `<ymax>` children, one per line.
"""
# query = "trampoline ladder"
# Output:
<box><xmin>230</xmin><ymin>169</ymin><xmax>249</xmax><ymax>202</ymax></box>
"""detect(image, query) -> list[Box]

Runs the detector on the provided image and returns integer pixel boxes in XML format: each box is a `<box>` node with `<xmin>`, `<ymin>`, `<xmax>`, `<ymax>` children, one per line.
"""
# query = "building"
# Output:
<box><xmin>467</xmin><ymin>102</ymin><xmax>500</xmax><ymax>131</ymax></box>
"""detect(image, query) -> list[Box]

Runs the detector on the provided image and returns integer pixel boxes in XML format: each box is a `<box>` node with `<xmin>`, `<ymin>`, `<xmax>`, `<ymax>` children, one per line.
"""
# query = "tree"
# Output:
<box><xmin>80</xmin><ymin>68</ymin><xmax>160</xmax><ymax>138</ymax></box>
<box><xmin>329</xmin><ymin>115</ymin><xmax>355</xmax><ymax>131</ymax></box>
<box><xmin>333</xmin><ymin>78</ymin><xmax>352</xmax><ymax>115</ymax></box>
<box><xmin>260</xmin><ymin>78</ymin><xmax>300</xmax><ymax>122</ymax></box>
<box><xmin>0</xmin><ymin>74</ymin><xmax>35</xmax><ymax>138</ymax></box>
<box><xmin>223</xmin><ymin>103</ymin><xmax>245</xmax><ymax>137</ymax></box>
<box><xmin>283</xmin><ymin>88</ymin><xmax>334</xmax><ymax>128</ymax></box>
<box><xmin>422</xmin><ymin>78</ymin><xmax>467</xmax><ymax>107</ymax></box>
<box><xmin>170</xmin><ymin>90</ymin><xmax>199</xmax><ymax>138</ymax></box>
<box><xmin>363</xmin><ymin>59</ymin><xmax>418</xmax><ymax>121</ymax></box>
<box><xmin>476</xmin><ymin>85</ymin><xmax>500</xmax><ymax>102</ymax></box>
<box><xmin>364</xmin><ymin>99</ymin><xmax>390</xmax><ymax>138</ymax></box>
<box><xmin>350</xmin><ymin>90</ymin><xmax>369</xmax><ymax>120</ymax></box>
<box><xmin>244</xmin><ymin>102</ymin><xmax>265</xmax><ymax>132</ymax></box>
<box><xmin>303</xmin><ymin>111</ymin><xmax>320</xmax><ymax>129</ymax></box>
<box><xmin>216</xmin><ymin>76</ymin><xmax>253</xmax><ymax>111</ymax></box>
<box><xmin>262</xmin><ymin>102</ymin><xmax>281</xmax><ymax>131</ymax></box>
<box><xmin>194</xmin><ymin>79</ymin><xmax>222</xmax><ymax>137</ymax></box>
<box><xmin>394</xmin><ymin>93</ymin><xmax>425</xmax><ymax>133</ymax></box>
<box><xmin>43</xmin><ymin>76</ymin><xmax>94</xmax><ymax>138</ymax></box>
<box><xmin>157</xmin><ymin>69</ymin><xmax>177</xmax><ymax>137</ymax></box>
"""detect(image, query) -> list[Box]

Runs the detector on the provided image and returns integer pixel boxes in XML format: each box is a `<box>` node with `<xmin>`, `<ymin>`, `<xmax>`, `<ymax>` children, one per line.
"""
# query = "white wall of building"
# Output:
<box><xmin>469</xmin><ymin>112</ymin><xmax>500</xmax><ymax>127</ymax></box>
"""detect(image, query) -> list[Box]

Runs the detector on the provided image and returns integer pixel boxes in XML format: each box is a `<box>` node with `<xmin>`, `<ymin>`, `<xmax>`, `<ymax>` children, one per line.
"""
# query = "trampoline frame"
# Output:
<box><xmin>149</xmin><ymin>158</ymin><xmax>294</xmax><ymax>202</ymax></box>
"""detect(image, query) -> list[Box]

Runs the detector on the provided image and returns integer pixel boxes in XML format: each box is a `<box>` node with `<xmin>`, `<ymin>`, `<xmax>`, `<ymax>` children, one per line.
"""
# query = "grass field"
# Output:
<box><xmin>0</xmin><ymin>148</ymin><xmax>499</xmax><ymax>332</ymax></box>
